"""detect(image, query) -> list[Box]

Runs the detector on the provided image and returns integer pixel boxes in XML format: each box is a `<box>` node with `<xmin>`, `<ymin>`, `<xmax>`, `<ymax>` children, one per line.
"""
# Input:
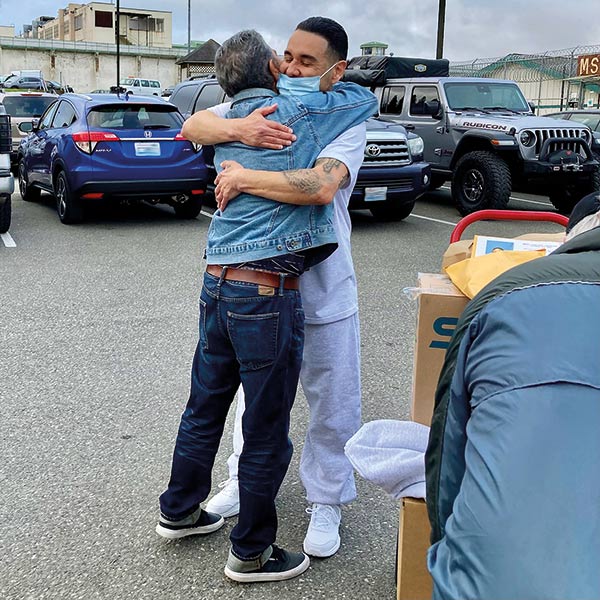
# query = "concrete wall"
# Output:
<box><xmin>0</xmin><ymin>45</ymin><xmax>182</xmax><ymax>91</ymax></box>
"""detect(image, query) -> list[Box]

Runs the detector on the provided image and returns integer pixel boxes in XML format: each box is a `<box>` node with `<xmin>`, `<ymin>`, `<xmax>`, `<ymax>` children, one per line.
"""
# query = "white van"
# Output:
<box><xmin>119</xmin><ymin>77</ymin><xmax>161</xmax><ymax>96</ymax></box>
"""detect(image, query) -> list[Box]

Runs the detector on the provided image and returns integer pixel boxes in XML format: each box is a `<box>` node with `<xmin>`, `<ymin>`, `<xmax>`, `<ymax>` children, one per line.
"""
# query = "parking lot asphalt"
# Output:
<box><xmin>1</xmin><ymin>187</ymin><xmax>562</xmax><ymax>600</ymax></box>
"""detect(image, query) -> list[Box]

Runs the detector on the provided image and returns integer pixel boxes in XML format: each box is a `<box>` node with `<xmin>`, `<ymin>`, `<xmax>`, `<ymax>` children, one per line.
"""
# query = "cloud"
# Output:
<box><xmin>8</xmin><ymin>0</ymin><xmax>600</xmax><ymax>61</ymax></box>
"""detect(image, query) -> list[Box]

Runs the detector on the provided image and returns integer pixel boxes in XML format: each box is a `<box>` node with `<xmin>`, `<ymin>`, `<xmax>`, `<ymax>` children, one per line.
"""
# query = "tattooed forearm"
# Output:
<box><xmin>283</xmin><ymin>169</ymin><xmax>322</xmax><ymax>195</ymax></box>
<box><xmin>315</xmin><ymin>157</ymin><xmax>350</xmax><ymax>189</ymax></box>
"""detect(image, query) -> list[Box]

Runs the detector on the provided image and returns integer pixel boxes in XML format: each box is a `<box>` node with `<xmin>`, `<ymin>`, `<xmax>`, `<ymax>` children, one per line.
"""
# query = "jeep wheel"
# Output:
<box><xmin>369</xmin><ymin>201</ymin><xmax>415</xmax><ymax>222</ymax></box>
<box><xmin>55</xmin><ymin>171</ymin><xmax>84</xmax><ymax>224</ymax></box>
<box><xmin>452</xmin><ymin>151</ymin><xmax>511</xmax><ymax>215</ymax></box>
<box><xmin>173</xmin><ymin>195</ymin><xmax>202</xmax><ymax>219</ymax></box>
<box><xmin>0</xmin><ymin>194</ymin><xmax>11</xmax><ymax>234</ymax></box>
<box><xmin>19</xmin><ymin>160</ymin><xmax>41</xmax><ymax>202</ymax></box>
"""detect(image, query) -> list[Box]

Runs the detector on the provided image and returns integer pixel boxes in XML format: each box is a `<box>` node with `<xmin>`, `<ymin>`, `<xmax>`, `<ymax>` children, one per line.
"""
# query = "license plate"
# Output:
<box><xmin>134</xmin><ymin>142</ymin><xmax>161</xmax><ymax>157</ymax></box>
<box><xmin>365</xmin><ymin>186</ymin><xmax>387</xmax><ymax>202</ymax></box>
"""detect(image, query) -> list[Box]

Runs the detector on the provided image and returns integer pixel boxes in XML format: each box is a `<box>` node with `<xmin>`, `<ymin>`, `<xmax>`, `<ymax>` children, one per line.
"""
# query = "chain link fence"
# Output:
<box><xmin>450</xmin><ymin>45</ymin><xmax>600</xmax><ymax>113</ymax></box>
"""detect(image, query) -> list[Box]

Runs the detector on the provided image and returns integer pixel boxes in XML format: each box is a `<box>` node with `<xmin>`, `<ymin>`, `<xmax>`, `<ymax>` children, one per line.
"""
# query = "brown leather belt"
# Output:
<box><xmin>206</xmin><ymin>264</ymin><xmax>300</xmax><ymax>290</ymax></box>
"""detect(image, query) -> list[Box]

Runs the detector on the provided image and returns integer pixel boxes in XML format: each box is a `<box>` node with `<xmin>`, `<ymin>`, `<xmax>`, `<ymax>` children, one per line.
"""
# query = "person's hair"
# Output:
<box><xmin>214</xmin><ymin>30</ymin><xmax>274</xmax><ymax>97</ymax></box>
<box><xmin>296</xmin><ymin>16</ymin><xmax>348</xmax><ymax>61</ymax></box>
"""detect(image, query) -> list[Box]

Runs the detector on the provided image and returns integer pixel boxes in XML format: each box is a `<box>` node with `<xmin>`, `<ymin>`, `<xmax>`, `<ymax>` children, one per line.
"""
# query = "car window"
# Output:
<box><xmin>1</xmin><ymin>95</ymin><xmax>56</xmax><ymax>118</ymax></box>
<box><xmin>38</xmin><ymin>101</ymin><xmax>60</xmax><ymax>130</ymax></box>
<box><xmin>193</xmin><ymin>84</ymin><xmax>226</xmax><ymax>113</ymax></box>
<box><xmin>169</xmin><ymin>84</ymin><xmax>197</xmax><ymax>114</ymax></box>
<box><xmin>141</xmin><ymin>80</ymin><xmax>150</xmax><ymax>87</ymax></box>
<box><xmin>87</xmin><ymin>104</ymin><xmax>183</xmax><ymax>129</ymax></box>
<box><xmin>380</xmin><ymin>86</ymin><xmax>405</xmax><ymax>115</ymax></box>
<box><xmin>410</xmin><ymin>86</ymin><xmax>441</xmax><ymax>116</ymax></box>
<box><xmin>151</xmin><ymin>81</ymin><xmax>160</xmax><ymax>88</ymax></box>
<box><xmin>51</xmin><ymin>101</ymin><xmax>77</xmax><ymax>128</ymax></box>
<box><xmin>443</xmin><ymin>82</ymin><xmax>529</xmax><ymax>112</ymax></box>
<box><xmin>565</xmin><ymin>113</ymin><xmax>600</xmax><ymax>131</ymax></box>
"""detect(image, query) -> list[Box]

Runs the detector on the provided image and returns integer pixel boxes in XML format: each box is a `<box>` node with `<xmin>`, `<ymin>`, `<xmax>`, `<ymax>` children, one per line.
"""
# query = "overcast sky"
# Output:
<box><xmin>3</xmin><ymin>0</ymin><xmax>600</xmax><ymax>61</ymax></box>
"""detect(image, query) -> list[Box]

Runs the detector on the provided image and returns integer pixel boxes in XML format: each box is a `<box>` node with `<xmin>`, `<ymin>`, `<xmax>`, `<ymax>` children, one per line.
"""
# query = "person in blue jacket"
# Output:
<box><xmin>426</xmin><ymin>192</ymin><xmax>600</xmax><ymax>600</ymax></box>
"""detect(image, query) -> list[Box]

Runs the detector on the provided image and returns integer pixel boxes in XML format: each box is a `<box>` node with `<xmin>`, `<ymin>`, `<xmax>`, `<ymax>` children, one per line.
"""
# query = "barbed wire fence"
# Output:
<box><xmin>449</xmin><ymin>44</ymin><xmax>600</xmax><ymax>113</ymax></box>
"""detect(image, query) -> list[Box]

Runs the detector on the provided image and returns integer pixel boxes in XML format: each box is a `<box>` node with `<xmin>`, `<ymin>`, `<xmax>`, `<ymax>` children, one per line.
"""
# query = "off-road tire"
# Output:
<box><xmin>173</xmin><ymin>195</ymin><xmax>202</xmax><ymax>219</ymax></box>
<box><xmin>19</xmin><ymin>160</ymin><xmax>41</xmax><ymax>202</ymax></box>
<box><xmin>369</xmin><ymin>201</ymin><xmax>415</xmax><ymax>222</ymax></box>
<box><xmin>55</xmin><ymin>171</ymin><xmax>84</xmax><ymax>224</ymax></box>
<box><xmin>452</xmin><ymin>151</ymin><xmax>511</xmax><ymax>215</ymax></box>
<box><xmin>0</xmin><ymin>194</ymin><xmax>11</xmax><ymax>233</ymax></box>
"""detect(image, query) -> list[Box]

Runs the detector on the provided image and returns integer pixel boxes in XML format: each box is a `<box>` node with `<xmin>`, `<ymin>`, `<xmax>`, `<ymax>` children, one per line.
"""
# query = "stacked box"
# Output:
<box><xmin>397</xmin><ymin>272</ymin><xmax>469</xmax><ymax>600</ymax></box>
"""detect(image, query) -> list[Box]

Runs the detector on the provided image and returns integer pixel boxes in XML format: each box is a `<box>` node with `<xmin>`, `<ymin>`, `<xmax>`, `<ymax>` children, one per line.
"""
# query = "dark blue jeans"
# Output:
<box><xmin>159</xmin><ymin>270</ymin><xmax>304</xmax><ymax>559</ymax></box>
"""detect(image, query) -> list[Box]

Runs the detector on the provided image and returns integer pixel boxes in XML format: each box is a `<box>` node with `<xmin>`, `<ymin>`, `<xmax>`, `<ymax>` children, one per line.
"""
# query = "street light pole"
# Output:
<box><xmin>187</xmin><ymin>0</ymin><xmax>191</xmax><ymax>54</ymax></box>
<box><xmin>436</xmin><ymin>0</ymin><xmax>447</xmax><ymax>59</ymax></box>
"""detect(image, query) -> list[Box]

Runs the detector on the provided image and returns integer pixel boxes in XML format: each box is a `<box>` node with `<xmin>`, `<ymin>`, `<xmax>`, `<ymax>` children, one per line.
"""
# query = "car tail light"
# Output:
<box><xmin>72</xmin><ymin>131</ymin><xmax>119</xmax><ymax>154</ymax></box>
<box><xmin>175</xmin><ymin>132</ymin><xmax>202</xmax><ymax>152</ymax></box>
<box><xmin>190</xmin><ymin>189</ymin><xmax>205</xmax><ymax>195</ymax></box>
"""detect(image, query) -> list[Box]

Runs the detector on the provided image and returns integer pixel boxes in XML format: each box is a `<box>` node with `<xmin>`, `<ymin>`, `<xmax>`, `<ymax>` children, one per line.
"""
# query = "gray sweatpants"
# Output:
<box><xmin>226</xmin><ymin>312</ymin><xmax>362</xmax><ymax>505</ymax></box>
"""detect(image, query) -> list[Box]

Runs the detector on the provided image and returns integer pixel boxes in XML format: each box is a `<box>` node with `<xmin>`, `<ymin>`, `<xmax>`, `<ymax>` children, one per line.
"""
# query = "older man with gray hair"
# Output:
<box><xmin>155</xmin><ymin>29</ymin><xmax>376</xmax><ymax>584</ymax></box>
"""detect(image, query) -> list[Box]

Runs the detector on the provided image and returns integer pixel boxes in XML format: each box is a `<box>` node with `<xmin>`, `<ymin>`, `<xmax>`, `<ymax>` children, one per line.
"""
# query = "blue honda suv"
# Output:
<box><xmin>17</xmin><ymin>93</ymin><xmax>208</xmax><ymax>223</ymax></box>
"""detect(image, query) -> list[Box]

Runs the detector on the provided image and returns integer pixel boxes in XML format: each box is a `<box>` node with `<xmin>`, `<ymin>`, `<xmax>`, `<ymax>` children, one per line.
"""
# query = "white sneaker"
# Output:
<box><xmin>205</xmin><ymin>478</ymin><xmax>240</xmax><ymax>518</ymax></box>
<box><xmin>302</xmin><ymin>503</ymin><xmax>341</xmax><ymax>558</ymax></box>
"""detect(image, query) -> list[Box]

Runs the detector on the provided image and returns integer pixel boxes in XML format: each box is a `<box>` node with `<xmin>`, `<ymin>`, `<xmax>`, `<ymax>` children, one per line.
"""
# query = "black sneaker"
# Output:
<box><xmin>224</xmin><ymin>544</ymin><xmax>310</xmax><ymax>583</ymax></box>
<box><xmin>155</xmin><ymin>507</ymin><xmax>224</xmax><ymax>540</ymax></box>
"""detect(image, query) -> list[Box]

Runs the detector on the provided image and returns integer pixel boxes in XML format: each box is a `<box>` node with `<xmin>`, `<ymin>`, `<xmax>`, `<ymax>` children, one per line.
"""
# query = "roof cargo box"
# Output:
<box><xmin>343</xmin><ymin>56</ymin><xmax>449</xmax><ymax>86</ymax></box>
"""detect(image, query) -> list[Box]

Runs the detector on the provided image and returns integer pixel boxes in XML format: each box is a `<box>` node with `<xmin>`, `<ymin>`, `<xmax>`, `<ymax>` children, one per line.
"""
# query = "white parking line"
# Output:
<box><xmin>509</xmin><ymin>196</ymin><xmax>553</xmax><ymax>206</ymax></box>
<box><xmin>1</xmin><ymin>232</ymin><xmax>16</xmax><ymax>247</ymax></box>
<box><xmin>409</xmin><ymin>213</ymin><xmax>458</xmax><ymax>226</ymax></box>
<box><xmin>200</xmin><ymin>209</ymin><xmax>215</xmax><ymax>219</ymax></box>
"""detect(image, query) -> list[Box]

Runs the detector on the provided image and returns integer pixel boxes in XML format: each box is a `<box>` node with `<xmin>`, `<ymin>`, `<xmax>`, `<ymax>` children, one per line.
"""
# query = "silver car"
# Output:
<box><xmin>0</xmin><ymin>91</ymin><xmax>57</xmax><ymax>167</ymax></box>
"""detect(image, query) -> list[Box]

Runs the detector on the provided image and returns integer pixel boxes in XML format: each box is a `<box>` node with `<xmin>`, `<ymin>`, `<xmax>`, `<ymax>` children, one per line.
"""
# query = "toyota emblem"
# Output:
<box><xmin>144</xmin><ymin>130</ymin><xmax>153</xmax><ymax>138</ymax></box>
<box><xmin>365</xmin><ymin>144</ymin><xmax>381</xmax><ymax>157</ymax></box>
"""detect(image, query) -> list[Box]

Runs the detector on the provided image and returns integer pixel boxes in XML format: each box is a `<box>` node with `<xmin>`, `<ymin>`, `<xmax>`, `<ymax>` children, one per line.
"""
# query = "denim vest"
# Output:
<box><xmin>205</xmin><ymin>82</ymin><xmax>377</xmax><ymax>265</ymax></box>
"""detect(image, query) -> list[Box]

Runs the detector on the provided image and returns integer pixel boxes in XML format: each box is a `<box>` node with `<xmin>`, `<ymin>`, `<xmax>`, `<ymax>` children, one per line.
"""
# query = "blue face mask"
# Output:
<box><xmin>276</xmin><ymin>62</ymin><xmax>341</xmax><ymax>96</ymax></box>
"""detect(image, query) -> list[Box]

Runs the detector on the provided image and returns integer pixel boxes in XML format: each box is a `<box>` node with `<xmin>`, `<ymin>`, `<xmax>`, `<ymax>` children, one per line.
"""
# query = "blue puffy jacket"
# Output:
<box><xmin>426</xmin><ymin>226</ymin><xmax>600</xmax><ymax>600</ymax></box>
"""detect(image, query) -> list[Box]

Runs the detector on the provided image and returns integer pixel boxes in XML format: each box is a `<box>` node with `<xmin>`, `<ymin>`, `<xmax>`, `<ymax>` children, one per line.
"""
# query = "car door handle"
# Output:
<box><xmin>404</xmin><ymin>124</ymin><xmax>415</xmax><ymax>131</ymax></box>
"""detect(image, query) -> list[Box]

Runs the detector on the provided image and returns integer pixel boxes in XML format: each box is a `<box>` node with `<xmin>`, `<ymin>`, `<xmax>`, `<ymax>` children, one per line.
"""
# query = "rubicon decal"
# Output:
<box><xmin>461</xmin><ymin>121</ymin><xmax>508</xmax><ymax>131</ymax></box>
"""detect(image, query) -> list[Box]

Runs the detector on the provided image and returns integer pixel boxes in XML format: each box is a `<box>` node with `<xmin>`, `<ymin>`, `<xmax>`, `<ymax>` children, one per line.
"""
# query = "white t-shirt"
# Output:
<box><xmin>301</xmin><ymin>124</ymin><xmax>365</xmax><ymax>324</ymax></box>
<box><xmin>207</xmin><ymin>103</ymin><xmax>366</xmax><ymax>324</ymax></box>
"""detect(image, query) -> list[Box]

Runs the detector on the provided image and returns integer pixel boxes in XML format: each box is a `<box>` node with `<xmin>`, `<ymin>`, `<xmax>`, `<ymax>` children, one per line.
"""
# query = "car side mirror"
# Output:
<box><xmin>432</xmin><ymin>105</ymin><xmax>444</xmax><ymax>120</ymax></box>
<box><xmin>528</xmin><ymin>101</ymin><xmax>537</xmax><ymax>114</ymax></box>
<box><xmin>18</xmin><ymin>120</ymin><xmax>36</xmax><ymax>133</ymax></box>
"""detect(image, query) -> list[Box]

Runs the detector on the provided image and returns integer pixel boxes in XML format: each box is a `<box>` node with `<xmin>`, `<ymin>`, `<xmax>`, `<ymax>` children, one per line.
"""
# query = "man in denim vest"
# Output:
<box><xmin>156</xmin><ymin>29</ymin><xmax>376</xmax><ymax>583</ymax></box>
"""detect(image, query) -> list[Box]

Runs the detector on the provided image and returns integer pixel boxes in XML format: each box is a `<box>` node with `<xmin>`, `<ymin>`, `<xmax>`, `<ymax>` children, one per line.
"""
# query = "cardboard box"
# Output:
<box><xmin>397</xmin><ymin>497</ymin><xmax>433</xmax><ymax>600</ymax></box>
<box><xmin>411</xmin><ymin>273</ymin><xmax>469</xmax><ymax>426</ymax></box>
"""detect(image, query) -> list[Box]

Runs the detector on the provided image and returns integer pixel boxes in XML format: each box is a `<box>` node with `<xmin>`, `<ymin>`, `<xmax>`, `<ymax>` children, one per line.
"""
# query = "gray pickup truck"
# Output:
<box><xmin>345</xmin><ymin>56</ymin><xmax>599</xmax><ymax>214</ymax></box>
<box><xmin>0</xmin><ymin>104</ymin><xmax>15</xmax><ymax>233</ymax></box>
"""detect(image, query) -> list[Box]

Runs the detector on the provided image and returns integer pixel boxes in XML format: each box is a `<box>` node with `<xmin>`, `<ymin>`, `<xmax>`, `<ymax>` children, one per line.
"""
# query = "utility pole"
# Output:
<box><xmin>436</xmin><ymin>0</ymin><xmax>446</xmax><ymax>59</ymax></box>
<box><xmin>187</xmin><ymin>0</ymin><xmax>191</xmax><ymax>54</ymax></box>
<box><xmin>115</xmin><ymin>0</ymin><xmax>121</xmax><ymax>90</ymax></box>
